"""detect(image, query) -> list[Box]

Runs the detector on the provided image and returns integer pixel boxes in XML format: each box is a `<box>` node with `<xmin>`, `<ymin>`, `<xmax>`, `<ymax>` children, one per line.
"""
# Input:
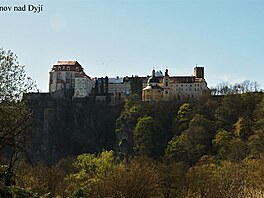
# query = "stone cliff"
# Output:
<box><xmin>24</xmin><ymin>92</ymin><xmax>123</xmax><ymax>165</ymax></box>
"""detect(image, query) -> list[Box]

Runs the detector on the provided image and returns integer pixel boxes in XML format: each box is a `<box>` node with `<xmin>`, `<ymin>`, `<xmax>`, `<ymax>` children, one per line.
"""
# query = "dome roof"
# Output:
<box><xmin>147</xmin><ymin>76</ymin><xmax>160</xmax><ymax>83</ymax></box>
<box><xmin>147</xmin><ymin>68</ymin><xmax>160</xmax><ymax>84</ymax></box>
<box><xmin>143</xmin><ymin>85</ymin><xmax>163</xmax><ymax>91</ymax></box>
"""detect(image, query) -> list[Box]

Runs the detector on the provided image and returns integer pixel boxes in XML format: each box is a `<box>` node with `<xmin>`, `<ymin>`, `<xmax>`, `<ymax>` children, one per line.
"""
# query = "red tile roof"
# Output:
<box><xmin>54</xmin><ymin>61</ymin><xmax>81</xmax><ymax>66</ymax></box>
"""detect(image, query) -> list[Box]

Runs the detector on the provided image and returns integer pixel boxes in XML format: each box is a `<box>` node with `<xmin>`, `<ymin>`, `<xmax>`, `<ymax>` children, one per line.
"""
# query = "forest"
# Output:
<box><xmin>1</xmin><ymin>48</ymin><xmax>264</xmax><ymax>197</ymax></box>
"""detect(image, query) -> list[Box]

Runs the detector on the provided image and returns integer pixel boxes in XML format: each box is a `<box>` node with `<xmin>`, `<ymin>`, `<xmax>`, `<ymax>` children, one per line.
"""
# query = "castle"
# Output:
<box><xmin>142</xmin><ymin>67</ymin><xmax>210</xmax><ymax>101</ymax></box>
<box><xmin>49</xmin><ymin>61</ymin><xmax>94</xmax><ymax>98</ymax></box>
<box><xmin>48</xmin><ymin>61</ymin><xmax>210</xmax><ymax>102</ymax></box>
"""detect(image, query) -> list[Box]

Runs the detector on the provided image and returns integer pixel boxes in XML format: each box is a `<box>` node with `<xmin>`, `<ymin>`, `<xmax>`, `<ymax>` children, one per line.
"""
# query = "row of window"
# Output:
<box><xmin>146</xmin><ymin>88</ymin><xmax>203</xmax><ymax>95</ymax></box>
<box><xmin>57</xmin><ymin>66</ymin><xmax>80</xmax><ymax>71</ymax></box>
<box><xmin>170</xmin><ymin>83</ymin><xmax>201</xmax><ymax>87</ymax></box>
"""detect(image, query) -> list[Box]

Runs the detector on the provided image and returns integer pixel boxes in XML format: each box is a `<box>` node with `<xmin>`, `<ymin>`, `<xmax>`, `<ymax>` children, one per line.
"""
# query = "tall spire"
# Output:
<box><xmin>152</xmin><ymin>68</ymin><xmax>155</xmax><ymax>77</ymax></box>
<box><xmin>165</xmin><ymin>69</ymin><xmax>169</xmax><ymax>76</ymax></box>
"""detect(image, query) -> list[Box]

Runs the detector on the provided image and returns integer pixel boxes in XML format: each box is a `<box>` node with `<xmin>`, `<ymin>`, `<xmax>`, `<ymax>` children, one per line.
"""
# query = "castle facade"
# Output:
<box><xmin>49</xmin><ymin>61</ymin><xmax>94</xmax><ymax>98</ymax></box>
<box><xmin>142</xmin><ymin>67</ymin><xmax>210</xmax><ymax>101</ymax></box>
<box><xmin>49</xmin><ymin>61</ymin><xmax>210</xmax><ymax>102</ymax></box>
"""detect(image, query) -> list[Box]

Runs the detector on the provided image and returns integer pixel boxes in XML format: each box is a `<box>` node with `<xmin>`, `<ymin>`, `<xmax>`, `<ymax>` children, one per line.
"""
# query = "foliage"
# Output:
<box><xmin>0</xmin><ymin>102</ymin><xmax>33</xmax><ymax>151</ymax></box>
<box><xmin>165</xmin><ymin>135</ymin><xmax>189</xmax><ymax>162</ymax></box>
<box><xmin>176</xmin><ymin>103</ymin><xmax>193</xmax><ymax>133</ymax></box>
<box><xmin>0</xmin><ymin>48</ymin><xmax>36</xmax><ymax>189</ymax></box>
<box><xmin>124</xmin><ymin>94</ymin><xmax>141</xmax><ymax>112</ymax></box>
<box><xmin>212</xmin><ymin>129</ymin><xmax>232</xmax><ymax>159</ymax></box>
<box><xmin>73</xmin><ymin>150</ymin><xmax>114</xmax><ymax>179</ymax></box>
<box><xmin>90</xmin><ymin>157</ymin><xmax>161</xmax><ymax>198</ymax></box>
<box><xmin>157</xmin><ymin>161</ymin><xmax>188</xmax><ymax>198</ymax></box>
<box><xmin>15</xmin><ymin>161</ymin><xmax>67</xmax><ymax>197</ymax></box>
<box><xmin>134</xmin><ymin>116</ymin><xmax>155</xmax><ymax>157</ymax></box>
<box><xmin>9</xmin><ymin>149</ymin><xmax>264</xmax><ymax>197</ymax></box>
<box><xmin>118</xmin><ymin>89</ymin><xmax>264</xmax><ymax>167</ymax></box>
<box><xmin>64</xmin><ymin>150</ymin><xmax>115</xmax><ymax>196</ymax></box>
<box><xmin>0</xmin><ymin>185</ymin><xmax>37</xmax><ymax>198</ymax></box>
<box><xmin>0</xmin><ymin>48</ymin><xmax>36</xmax><ymax>101</ymax></box>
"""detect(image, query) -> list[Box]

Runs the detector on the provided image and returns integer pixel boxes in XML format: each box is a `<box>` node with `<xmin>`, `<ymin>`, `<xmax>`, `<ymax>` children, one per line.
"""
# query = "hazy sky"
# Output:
<box><xmin>1</xmin><ymin>0</ymin><xmax>263</xmax><ymax>92</ymax></box>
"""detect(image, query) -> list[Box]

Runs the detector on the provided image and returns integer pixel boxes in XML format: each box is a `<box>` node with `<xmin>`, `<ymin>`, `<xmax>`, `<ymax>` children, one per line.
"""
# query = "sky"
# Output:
<box><xmin>0</xmin><ymin>0</ymin><xmax>263</xmax><ymax>92</ymax></box>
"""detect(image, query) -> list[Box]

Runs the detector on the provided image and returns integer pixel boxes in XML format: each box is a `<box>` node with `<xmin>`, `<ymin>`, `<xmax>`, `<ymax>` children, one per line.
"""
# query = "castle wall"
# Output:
<box><xmin>74</xmin><ymin>76</ymin><xmax>94</xmax><ymax>98</ymax></box>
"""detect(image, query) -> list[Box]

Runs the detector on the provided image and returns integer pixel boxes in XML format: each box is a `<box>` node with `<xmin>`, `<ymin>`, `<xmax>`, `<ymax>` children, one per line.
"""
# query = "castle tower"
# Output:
<box><xmin>49</xmin><ymin>61</ymin><xmax>83</xmax><ymax>92</ymax></box>
<box><xmin>194</xmin><ymin>65</ymin><xmax>204</xmax><ymax>79</ymax></box>
<box><xmin>163</xmin><ymin>69</ymin><xmax>170</xmax><ymax>101</ymax></box>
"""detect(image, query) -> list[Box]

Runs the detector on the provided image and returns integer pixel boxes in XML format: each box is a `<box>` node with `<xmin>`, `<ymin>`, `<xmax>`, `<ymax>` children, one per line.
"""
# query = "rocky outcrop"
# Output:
<box><xmin>24</xmin><ymin>92</ymin><xmax>123</xmax><ymax>165</ymax></box>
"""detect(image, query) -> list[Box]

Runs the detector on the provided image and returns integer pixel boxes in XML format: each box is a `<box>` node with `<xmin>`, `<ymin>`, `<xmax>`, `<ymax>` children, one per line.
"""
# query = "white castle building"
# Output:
<box><xmin>49</xmin><ymin>61</ymin><xmax>94</xmax><ymax>98</ymax></box>
<box><xmin>49</xmin><ymin>61</ymin><xmax>210</xmax><ymax>102</ymax></box>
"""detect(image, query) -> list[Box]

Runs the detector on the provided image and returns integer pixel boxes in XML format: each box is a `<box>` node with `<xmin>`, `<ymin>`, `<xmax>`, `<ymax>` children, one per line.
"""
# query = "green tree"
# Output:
<box><xmin>124</xmin><ymin>94</ymin><xmax>141</xmax><ymax>112</ymax></box>
<box><xmin>165</xmin><ymin>135</ymin><xmax>189</xmax><ymax>162</ymax></box>
<box><xmin>176</xmin><ymin>103</ymin><xmax>193</xmax><ymax>133</ymax></box>
<box><xmin>134</xmin><ymin>116</ymin><xmax>155</xmax><ymax>157</ymax></box>
<box><xmin>65</xmin><ymin>150</ymin><xmax>115</xmax><ymax>196</ymax></box>
<box><xmin>227</xmin><ymin>139</ymin><xmax>248</xmax><ymax>162</ymax></box>
<box><xmin>215</xmin><ymin>94</ymin><xmax>242</xmax><ymax>131</ymax></box>
<box><xmin>212</xmin><ymin>129</ymin><xmax>232</xmax><ymax>159</ymax></box>
<box><xmin>73</xmin><ymin>150</ymin><xmax>114</xmax><ymax>179</ymax></box>
<box><xmin>248</xmin><ymin>133</ymin><xmax>264</xmax><ymax>157</ymax></box>
<box><xmin>234</xmin><ymin>117</ymin><xmax>253</xmax><ymax>141</ymax></box>
<box><xmin>185</xmin><ymin>114</ymin><xmax>214</xmax><ymax>147</ymax></box>
<box><xmin>253</xmin><ymin>97</ymin><xmax>264</xmax><ymax>133</ymax></box>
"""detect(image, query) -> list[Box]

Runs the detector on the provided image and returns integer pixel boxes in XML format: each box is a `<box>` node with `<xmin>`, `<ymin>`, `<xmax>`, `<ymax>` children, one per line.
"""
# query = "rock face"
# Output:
<box><xmin>24</xmin><ymin>92</ymin><xmax>123</xmax><ymax>165</ymax></box>
<box><xmin>115</xmin><ymin>112</ymin><xmax>136</xmax><ymax>161</ymax></box>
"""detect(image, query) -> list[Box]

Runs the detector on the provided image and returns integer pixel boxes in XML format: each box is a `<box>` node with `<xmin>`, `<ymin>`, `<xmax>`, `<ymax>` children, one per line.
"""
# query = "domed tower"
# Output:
<box><xmin>147</xmin><ymin>68</ymin><xmax>160</xmax><ymax>86</ymax></box>
<box><xmin>142</xmin><ymin>69</ymin><xmax>163</xmax><ymax>101</ymax></box>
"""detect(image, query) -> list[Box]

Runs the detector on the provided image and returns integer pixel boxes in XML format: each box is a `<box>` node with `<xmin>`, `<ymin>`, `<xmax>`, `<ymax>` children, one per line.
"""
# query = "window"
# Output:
<box><xmin>58</xmin><ymin>66</ymin><xmax>61</xmax><ymax>71</ymax></box>
<box><xmin>67</xmin><ymin>67</ymin><xmax>70</xmax><ymax>71</ymax></box>
<box><xmin>166</xmin><ymin>81</ymin><xmax>168</xmax><ymax>86</ymax></box>
<box><xmin>76</xmin><ymin>67</ymin><xmax>79</xmax><ymax>71</ymax></box>
<box><xmin>165</xmin><ymin>90</ymin><xmax>168</xmax><ymax>94</ymax></box>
